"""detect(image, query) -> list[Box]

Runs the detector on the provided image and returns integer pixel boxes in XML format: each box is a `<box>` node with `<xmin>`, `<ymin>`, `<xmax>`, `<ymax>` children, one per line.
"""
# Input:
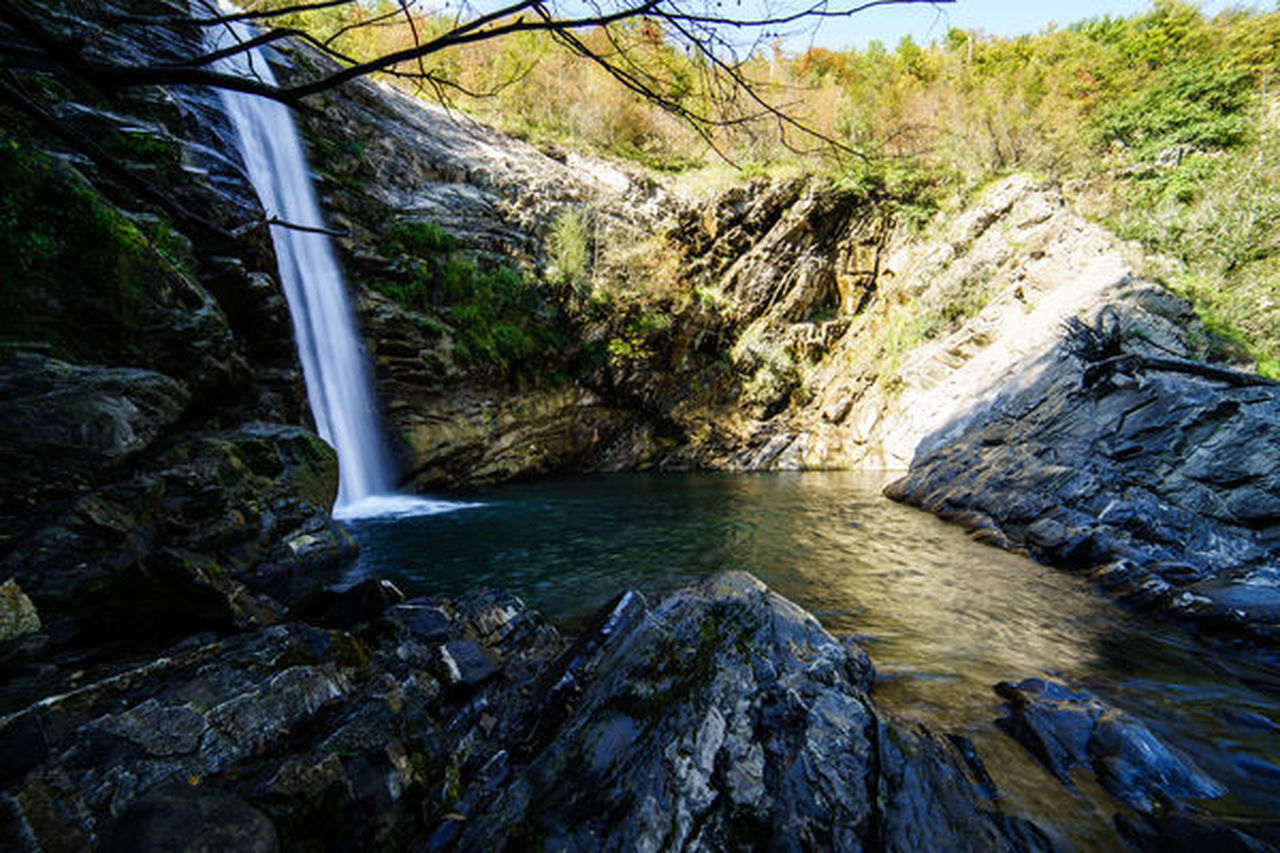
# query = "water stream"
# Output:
<box><xmin>342</xmin><ymin>471</ymin><xmax>1280</xmax><ymax>848</ymax></box>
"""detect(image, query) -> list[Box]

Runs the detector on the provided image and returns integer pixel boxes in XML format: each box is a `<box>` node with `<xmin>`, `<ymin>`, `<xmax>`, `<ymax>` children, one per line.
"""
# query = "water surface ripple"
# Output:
<box><xmin>342</xmin><ymin>471</ymin><xmax>1280</xmax><ymax>846</ymax></box>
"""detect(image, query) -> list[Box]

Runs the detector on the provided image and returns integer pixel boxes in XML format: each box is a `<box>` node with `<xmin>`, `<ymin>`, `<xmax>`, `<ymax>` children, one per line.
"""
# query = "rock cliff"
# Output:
<box><xmin>295</xmin><ymin>71</ymin><xmax>1246</xmax><ymax>490</ymax></box>
<box><xmin>885</xmin><ymin>303</ymin><xmax>1280</xmax><ymax>644</ymax></box>
<box><xmin>0</xmin><ymin>0</ymin><xmax>349</xmax><ymax>650</ymax></box>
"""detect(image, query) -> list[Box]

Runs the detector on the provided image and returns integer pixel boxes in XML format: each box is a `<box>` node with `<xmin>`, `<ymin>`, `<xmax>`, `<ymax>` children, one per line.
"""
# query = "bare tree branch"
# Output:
<box><xmin>107</xmin><ymin>0</ymin><xmax>359</xmax><ymax>27</ymax></box>
<box><xmin>0</xmin><ymin>0</ymin><xmax>954</xmax><ymax>163</ymax></box>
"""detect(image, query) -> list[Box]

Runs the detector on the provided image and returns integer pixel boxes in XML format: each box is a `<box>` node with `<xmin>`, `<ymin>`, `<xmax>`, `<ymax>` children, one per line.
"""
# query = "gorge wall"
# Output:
<box><xmin>299</xmin><ymin>68</ymin><xmax>1241</xmax><ymax>484</ymax></box>
<box><xmin>293</xmin><ymin>55</ymin><xmax>1280</xmax><ymax>646</ymax></box>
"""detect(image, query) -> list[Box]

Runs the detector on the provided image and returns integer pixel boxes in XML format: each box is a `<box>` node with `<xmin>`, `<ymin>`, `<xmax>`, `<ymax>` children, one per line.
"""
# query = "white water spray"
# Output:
<box><xmin>211</xmin><ymin>20</ymin><xmax>464</xmax><ymax>520</ymax></box>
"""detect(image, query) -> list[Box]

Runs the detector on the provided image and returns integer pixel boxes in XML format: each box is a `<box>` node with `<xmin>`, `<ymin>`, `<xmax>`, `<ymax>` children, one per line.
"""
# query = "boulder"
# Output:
<box><xmin>995</xmin><ymin>677</ymin><xmax>1224</xmax><ymax>813</ymax></box>
<box><xmin>296</xmin><ymin>578</ymin><xmax>405</xmax><ymax>629</ymax></box>
<box><xmin>452</xmin><ymin>572</ymin><xmax>1045</xmax><ymax>851</ymax></box>
<box><xmin>0</xmin><ymin>353</ymin><xmax>190</xmax><ymax>508</ymax></box>
<box><xmin>104</xmin><ymin>785</ymin><xmax>278</xmax><ymax>853</ymax></box>
<box><xmin>0</xmin><ymin>581</ymin><xmax>40</xmax><ymax>643</ymax></box>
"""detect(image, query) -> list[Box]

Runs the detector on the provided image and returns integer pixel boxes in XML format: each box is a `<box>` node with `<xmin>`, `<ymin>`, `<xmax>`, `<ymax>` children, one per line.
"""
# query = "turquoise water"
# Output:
<box><xmin>341</xmin><ymin>471</ymin><xmax>1280</xmax><ymax>847</ymax></box>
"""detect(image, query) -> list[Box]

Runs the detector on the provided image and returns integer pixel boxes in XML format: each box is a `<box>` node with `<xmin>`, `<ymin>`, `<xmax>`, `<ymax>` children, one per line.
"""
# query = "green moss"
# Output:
<box><xmin>332</xmin><ymin>632</ymin><xmax>372</xmax><ymax>669</ymax></box>
<box><xmin>0</xmin><ymin>130</ymin><xmax>175</xmax><ymax>364</ymax></box>
<box><xmin>102</xmin><ymin>129</ymin><xmax>182</xmax><ymax>170</ymax></box>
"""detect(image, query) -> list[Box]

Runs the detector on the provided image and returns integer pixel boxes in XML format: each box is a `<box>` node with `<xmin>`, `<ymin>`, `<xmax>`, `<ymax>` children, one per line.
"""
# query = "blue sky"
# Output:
<box><xmin>786</xmin><ymin>0</ymin><xmax>1275</xmax><ymax>50</ymax></box>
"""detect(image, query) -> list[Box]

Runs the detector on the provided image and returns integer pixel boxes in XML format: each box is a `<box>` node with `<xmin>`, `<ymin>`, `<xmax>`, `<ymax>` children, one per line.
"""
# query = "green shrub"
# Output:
<box><xmin>832</xmin><ymin>157</ymin><xmax>943</xmax><ymax>231</ymax></box>
<box><xmin>373</xmin><ymin>218</ymin><xmax>563</xmax><ymax>374</ymax></box>
<box><xmin>384</xmin><ymin>220</ymin><xmax>457</xmax><ymax>256</ymax></box>
<box><xmin>1092</xmin><ymin>63</ymin><xmax>1255</xmax><ymax>155</ymax></box>
<box><xmin>547</xmin><ymin>208</ymin><xmax>591</xmax><ymax>289</ymax></box>
<box><xmin>1115</xmin><ymin>132</ymin><xmax>1280</xmax><ymax>375</ymax></box>
<box><xmin>730</xmin><ymin>321</ymin><xmax>800</xmax><ymax>406</ymax></box>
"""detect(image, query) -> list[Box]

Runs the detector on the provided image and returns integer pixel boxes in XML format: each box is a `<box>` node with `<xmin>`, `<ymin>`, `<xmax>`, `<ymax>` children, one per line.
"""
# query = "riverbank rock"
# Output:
<box><xmin>994</xmin><ymin>677</ymin><xmax>1280</xmax><ymax>850</ymax></box>
<box><xmin>994</xmin><ymin>678</ymin><xmax>1223</xmax><ymax>813</ymax></box>
<box><xmin>1</xmin><ymin>421</ymin><xmax>342</xmax><ymax>647</ymax></box>
<box><xmin>0</xmin><ymin>572</ymin><xmax>1050</xmax><ymax>851</ymax></box>
<box><xmin>886</xmin><ymin>304</ymin><xmax>1280</xmax><ymax>643</ymax></box>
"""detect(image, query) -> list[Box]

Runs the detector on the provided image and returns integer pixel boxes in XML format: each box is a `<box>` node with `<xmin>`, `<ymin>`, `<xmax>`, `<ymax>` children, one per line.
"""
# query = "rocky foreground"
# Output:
<box><xmin>6</xmin><ymin>570</ymin><xmax>1270</xmax><ymax>852</ymax></box>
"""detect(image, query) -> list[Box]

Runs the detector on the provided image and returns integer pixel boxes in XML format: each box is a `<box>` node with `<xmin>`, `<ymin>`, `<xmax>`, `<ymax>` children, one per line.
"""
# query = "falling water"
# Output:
<box><xmin>210</xmin><ymin>19</ymin><xmax>462</xmax><ymax>520</ymax></box>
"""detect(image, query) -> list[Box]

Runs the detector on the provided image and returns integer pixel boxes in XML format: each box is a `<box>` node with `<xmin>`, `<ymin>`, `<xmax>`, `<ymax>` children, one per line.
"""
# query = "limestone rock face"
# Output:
<box><xmin>731</xmin><ymin>174</ymin><xmax>1152</xmax><ymax>471</ymax></box>
<box><xmin>287</xmin><ymin>45</ymin><xmax>674</xmax><ymax>263</ymax></box>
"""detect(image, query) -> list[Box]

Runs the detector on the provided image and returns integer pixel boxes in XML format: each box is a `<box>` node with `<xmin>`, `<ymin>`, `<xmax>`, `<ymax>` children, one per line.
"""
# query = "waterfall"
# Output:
<box><xmin>210</xmin><ymin>18</ymin><xmax>461</xmax><ymax>520</ymax></box>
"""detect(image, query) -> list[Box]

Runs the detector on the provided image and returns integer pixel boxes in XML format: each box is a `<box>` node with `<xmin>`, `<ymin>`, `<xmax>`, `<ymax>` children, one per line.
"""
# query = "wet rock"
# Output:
<box><xmin>104</xmin><ymin>785</ymin><xmax>277</xmax><ymax>853</ymax></box>
<box><xmin>451</xmin><ymin>588</ymin><xmax>560</xmax><ymax>664</ymax></box>
<box><xmin>451</xmin><ymin>572</ymin><xmax>1041</xmax><ymax>851</ymax></box>
<box><xmin>388</xmin><ymin>600</ymin><xmax>452</xmax><ymax>643</ymax></box>
<box><xmin>298</xmin><ymin>579</ymin><xmax>405</xmax><ymax>628</ymax></box>
<box><xmin>0</xmin><ymin>582</ymin><xmax>40</xmax><ymax>644</ymax></box>
<box><xmin>432</xmin><ymin>640</ymin><xmax>498</xmax><ymax>688</ymax></box>
<box><xmin>0</xmin><ymin>578</ymin><xmax>572</xmax><ymax>853</ymax></box>
<box><xmin>1115</xmin><ymin>812</ymin><xmax>1280</xmax><ymax>852</ymax></box>
<box><xmin>877</xmin><ymin>723</ymin><xmax>1054</xmax><ymax>852</ymax></box>
<box><xmin>840</xmin><ymin>634</ymin><xmax>876</xmax><ymax>692</ymax></box>
<box><xmin>995</xmin><ymin>677</ymin><xmax>1224</xmax><ymax>813</ymax></box>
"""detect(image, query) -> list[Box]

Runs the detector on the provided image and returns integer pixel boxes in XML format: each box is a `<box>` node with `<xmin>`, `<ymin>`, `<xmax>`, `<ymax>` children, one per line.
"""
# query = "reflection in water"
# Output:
<box><xmin>342</xmin><ymin>471</ymin><xmax>1280</xmax><ymax>846</ymax></box>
